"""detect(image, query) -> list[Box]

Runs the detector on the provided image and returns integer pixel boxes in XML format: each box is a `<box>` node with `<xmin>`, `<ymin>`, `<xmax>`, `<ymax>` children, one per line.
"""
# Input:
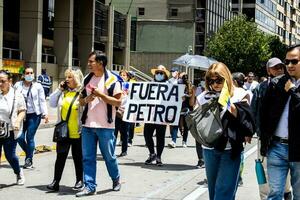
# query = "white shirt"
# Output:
<box><xmin>274</xmin><ymin>79</ymin><xmax>300</xmax><ymax>139</ymax></box>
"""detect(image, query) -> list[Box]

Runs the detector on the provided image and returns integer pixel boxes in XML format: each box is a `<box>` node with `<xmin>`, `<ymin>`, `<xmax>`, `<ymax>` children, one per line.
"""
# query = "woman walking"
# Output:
<box><xmin>47</xmin><ymin>68</ymin><xmax>84</xmax><ymax>191</ymax></box>
<box><xmin>194</xmin><ymin>63</ymin><xmax>255</xmax><ymax>200</ymax></box>
<box><xmin>0</xmin><ymin>70</ymin><xmax>26</xmax><ymax>185</ymax></box>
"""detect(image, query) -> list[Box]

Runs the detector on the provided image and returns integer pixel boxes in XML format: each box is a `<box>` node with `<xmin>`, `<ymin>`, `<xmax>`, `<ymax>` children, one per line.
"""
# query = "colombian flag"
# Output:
<box><xmin>218</xmin><ymin>81</ymin><xmax>231</xmax><ymax>109</ymax></box>
<box><xmin>104</xmin><ymin>71</ymin><xmax>118</xmax><ymax>89</ymax></box>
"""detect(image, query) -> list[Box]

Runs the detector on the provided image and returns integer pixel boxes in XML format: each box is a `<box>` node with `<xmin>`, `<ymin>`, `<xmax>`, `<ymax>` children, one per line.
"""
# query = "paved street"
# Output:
<box><xmin>0</xmin><ymin>122</ymin><xmax>260</xmax><ymax>200</ymax></box>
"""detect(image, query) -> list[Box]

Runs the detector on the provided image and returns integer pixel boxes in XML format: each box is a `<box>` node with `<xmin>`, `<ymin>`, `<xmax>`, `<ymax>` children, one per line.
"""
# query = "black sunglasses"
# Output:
<box><xmin>284</xmin><ymin>59</ymin><xmax>300</xmax><ymax>65</ymax></box>
<box><xmin>208</xmin><ymin>77</ymin><xmax>224</xmax><ymax>85</ymax></box>
<box><xmin>155</xmin><ymin>71</ymin><xmax>164</xmax><ymax>75</ymax></box>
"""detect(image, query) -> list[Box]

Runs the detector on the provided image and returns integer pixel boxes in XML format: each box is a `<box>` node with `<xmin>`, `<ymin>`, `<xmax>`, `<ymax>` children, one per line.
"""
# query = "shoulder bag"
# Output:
<box><xmin>0</xmin><ymin>90</ymin><xmax>16</xmax><ymax>139</ymax></box>
<box><xmin>53</xmin><ymin>92</ymin><xmax>79</xmax><ymax>142</ymax></box>
<box><xmin>185</xmin><ymin>97</ymin><xmax>223</xmax><ymax>147</ymax></box>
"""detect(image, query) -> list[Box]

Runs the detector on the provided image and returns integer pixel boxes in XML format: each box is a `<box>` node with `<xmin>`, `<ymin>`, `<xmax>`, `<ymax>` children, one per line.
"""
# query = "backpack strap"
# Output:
<box><xmin>64</xmin><ymin>92</ymin><xmax>80</xmax><ymax>122</ymax></box>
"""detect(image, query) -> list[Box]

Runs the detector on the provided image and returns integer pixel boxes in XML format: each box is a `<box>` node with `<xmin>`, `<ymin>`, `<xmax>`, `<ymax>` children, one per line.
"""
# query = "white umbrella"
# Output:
<box><xmin>173</xmin><ymin>54</ymin><xmax>217</xmax><ymax>71</ymax></box>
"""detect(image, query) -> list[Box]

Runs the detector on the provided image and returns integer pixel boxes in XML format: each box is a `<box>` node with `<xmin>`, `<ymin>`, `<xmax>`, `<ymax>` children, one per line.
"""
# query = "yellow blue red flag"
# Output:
<box><xmin>218</xmin><ymin>81</ymin><xmax>231</xmax><ymax>109</ymax></box>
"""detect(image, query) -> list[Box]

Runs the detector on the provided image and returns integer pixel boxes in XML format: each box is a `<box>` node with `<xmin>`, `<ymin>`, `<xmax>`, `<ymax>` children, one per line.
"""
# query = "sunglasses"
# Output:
<box><xmin>284</xmin><ymin>59</ymin><xmax>300</xmax><ymax>65</ymax></box>
<box><xmin>155</xmin><ymin>72</ymin><xmax>164</xmax><ymax>75</ymax></box>
<box><xmin>208</xmin><ymin>77</ymin><xmax>224</xmax><ymax>85</ymax></box>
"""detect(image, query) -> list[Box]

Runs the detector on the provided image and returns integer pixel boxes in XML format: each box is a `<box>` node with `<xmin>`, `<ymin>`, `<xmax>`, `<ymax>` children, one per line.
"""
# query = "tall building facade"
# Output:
<box><xmin>232</xmin><ymin>0</ymin><xmax>300</xmax><ymax>45</ymax></box>
<box><xmin>0</xmin><ymin>0</ymin><xmax>132</xmax><ymax>89</ymax></box>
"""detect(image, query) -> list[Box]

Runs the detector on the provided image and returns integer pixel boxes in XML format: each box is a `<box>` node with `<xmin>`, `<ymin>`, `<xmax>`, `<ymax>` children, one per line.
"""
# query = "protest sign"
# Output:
<box><xmin>123</xmin><ymin>82</ymin><xmax>185</xmax><ymax>125</ymax></box>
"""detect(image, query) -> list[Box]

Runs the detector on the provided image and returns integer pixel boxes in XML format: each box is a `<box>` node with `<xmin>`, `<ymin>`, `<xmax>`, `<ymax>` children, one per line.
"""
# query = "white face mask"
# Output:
<box><xmin>24</xmin><ymin>74</ymin><xmax>34</xmax><ymax>82</ymax></box>
<box><xmin>155</xmin><ymin>74</ymin><xmax>165</xmax><ymax>82</ymax></box>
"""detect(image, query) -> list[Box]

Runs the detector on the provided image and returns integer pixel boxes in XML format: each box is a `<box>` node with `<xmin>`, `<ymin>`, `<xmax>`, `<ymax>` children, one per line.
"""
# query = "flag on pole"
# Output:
<box><xmin>218</xmin><ymin>81</ymin><xmax>231</xmax><ymax>109</ymax></box>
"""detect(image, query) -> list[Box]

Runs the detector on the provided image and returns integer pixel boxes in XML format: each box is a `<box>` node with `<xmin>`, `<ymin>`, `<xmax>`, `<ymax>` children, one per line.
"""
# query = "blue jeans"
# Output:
<box><xmin>170</xmin><ymin>125</ymin><xmax>178</xmax><ymax>143</ymax></box>
<box><xmin>203</xmin><ymin>148</ymin><xmax>241</xmax><ymax>200</ymax></box>
<box><xmin>267</xmin><ymin>141</ymin><xmax>300</xmax><ymax>200</ymax></box>
<box><xmin>0</xmin><ymin>132</ymin><xmax>21</xmax><ymax>174</ymax></box>
<box><xmin>17</xmin><ymin>113</ymin><xmax>42</xmax><ymax>161</ymax></box>
<box><xmin>82</xmin><ymin>127</ymin><xmax>120</xmax><ymax>191</ymax></box>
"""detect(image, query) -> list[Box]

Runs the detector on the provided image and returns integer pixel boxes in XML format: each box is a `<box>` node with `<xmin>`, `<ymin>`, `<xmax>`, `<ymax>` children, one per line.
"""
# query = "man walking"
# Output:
<box><xmin>76</xmin><ymin>51</ymin><xmax>122</xmax><ymax>197</ymax></box>
<box><xmin>260</xmin><ymin>45</ymin><xmax>300</xmax><ymax>200</ymax></box>
<box><xmin>37</xmin><ymin>69</ymin><xmax>52</xmax><ymax>97</ymax></box>
<box><xmin>251</xmin><ymin>57</ymin><xmax>291</xmax><ymax>200</ymax></box>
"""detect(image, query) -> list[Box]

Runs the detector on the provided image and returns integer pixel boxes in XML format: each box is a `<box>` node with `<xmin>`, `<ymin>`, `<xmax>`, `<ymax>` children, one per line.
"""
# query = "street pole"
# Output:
<box><xmin>240</xmin><ymin>0</ymin><xmax>243</xmax><ymax>13</ymax></box>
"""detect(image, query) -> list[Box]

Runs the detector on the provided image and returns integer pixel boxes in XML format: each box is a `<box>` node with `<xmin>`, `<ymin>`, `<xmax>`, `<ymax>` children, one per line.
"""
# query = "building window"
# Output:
<box><xmin>171</xmin><ymin>8</ymin><xmax>178</xmax><ymax>17</ymax></box>
<box><xmin>138</xmin><ymin>7</ymin><xmax>145</xmax><ymax>16</ymax></box>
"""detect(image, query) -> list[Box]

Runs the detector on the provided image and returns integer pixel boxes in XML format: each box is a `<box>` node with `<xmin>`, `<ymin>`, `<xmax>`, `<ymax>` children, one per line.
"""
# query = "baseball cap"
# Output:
<box><xmin>170</xmin><ymin>66</ymin><xmax>179</xmax><ymax>72</ymax></box>
<box><xmin>266</xmin><ymin>57</ymin><xmax>284</xmax><ymax>68</ymax></box>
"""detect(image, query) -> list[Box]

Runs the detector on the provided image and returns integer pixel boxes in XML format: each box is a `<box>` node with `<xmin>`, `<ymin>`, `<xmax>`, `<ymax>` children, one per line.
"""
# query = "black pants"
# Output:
<box><xmin>144</xmin><ymin>123</ymin><xmax>166</xmax><ymax>158</ymax></box>
<box><xmin>179</xmin><ymin>115</ymin><xmax>189</xmax><ymax>142</ymax></box>
<box><xmin>54</xmin><ymin>138</ymin><xmax>83</xmax><ymax>183</ymax></box>
<box><xmin>114</xmin><ymin>117</ymin><xmax>129</xmax><ymax>153</ymax></box>
<box><xmin>196</xmin><ymin>140</ymin><xmax>203</xmax><ymax>160</ymax></box>
<box><xmin>128</xmin><ymin>122</ymin><xmax>135</xmax><ymax>144</ymax></box>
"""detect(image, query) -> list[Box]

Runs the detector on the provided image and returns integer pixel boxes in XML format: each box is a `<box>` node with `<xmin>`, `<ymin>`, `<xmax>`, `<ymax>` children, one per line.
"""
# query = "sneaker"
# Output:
<box><xmin>238</xmin><ymin>177</ymin><xmax>243</xmax><ymax>187</ymax></box>
<box><xmin>284</xmin><ymin>191</ymin><xmax>292</xmax><ymax>200</ymax></box>
<box><xmin>75</xmin><ymin>187</ymin><xmax>96</xmax><ymax>197</ymax></box>
<box><xmin>72</xmin><ymin>180</ymin><xmax>84</xmax><ymax>191</ymax></box>
<box><xmin>128</xmin><ymin>142</ymin><xmax>132</xmax><ymax>147</ymax></box>
<box><xmin>182</xmin><ymin>142</ymin><xmax>187</xmax><ymax>148</ymax></box>
<box><xmin>156</xmin><ymin>158</ymin><xmax>163</xmax><ymax>166</ymax></box>
<box><xmin>16</xmin><ymin>169</ymin><xmax>25</xmax><ymax>185</ymax></box>
<box><xmin>145</xmin><ymin>154</ymin><xmax>157</xmax><ymax>165</ymax></box>
<box><xmin>196</xmin><ymin>160</ymin><xmax>205</xmax><ymax>168</ymax></box>
<box><xmin>118</xmin><ymin>152</ymin><xmax>127</xmax><ymax>157</ymax></box>
<box><xmin>23</xmin><ymin>158</ymin><xmax>33</xmax><ymax>169</ymax></box>
<box><xmin>112</xmin><ymin>179</ymin><xmax>121</xmax><ymax>191</ymax></box>
<box><xmin>168</xmin><ymin>141</ymin><xmax>176</xmax><ymax>148</ymax></box>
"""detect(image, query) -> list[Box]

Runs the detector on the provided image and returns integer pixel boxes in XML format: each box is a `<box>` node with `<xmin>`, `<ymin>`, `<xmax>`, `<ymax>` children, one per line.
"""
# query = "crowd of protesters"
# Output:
<box><xmin>1</xmin><ymin>45</ymin><xmax>300</xmax><ymax>200</ymax></box>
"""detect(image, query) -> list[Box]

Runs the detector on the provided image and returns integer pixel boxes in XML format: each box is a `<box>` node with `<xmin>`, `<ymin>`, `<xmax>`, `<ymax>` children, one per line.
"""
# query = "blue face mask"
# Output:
<box><xmin>155</xmin><ymin>74</ymin><xmax>165</xmax><ymax>82</ymax></box>
<box><xmin>24</xmin><ymin>74</ymin><xmax>34</xmax><ymax>82</ymax></box>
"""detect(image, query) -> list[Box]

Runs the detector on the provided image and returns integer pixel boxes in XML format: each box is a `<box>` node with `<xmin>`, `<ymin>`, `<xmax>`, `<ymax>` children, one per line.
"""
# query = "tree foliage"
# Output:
<box><xmin>204</xmin><ymin>15</ymin><xmax>284</xmax><ymax>77</ymax></box>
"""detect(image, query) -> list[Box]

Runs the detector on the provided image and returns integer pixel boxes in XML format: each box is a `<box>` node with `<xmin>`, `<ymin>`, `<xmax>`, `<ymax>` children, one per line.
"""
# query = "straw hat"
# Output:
<box><xmin>150</xmin><ymin>65</ymin><xmax>170</xmax><ymax>77</ymax></box>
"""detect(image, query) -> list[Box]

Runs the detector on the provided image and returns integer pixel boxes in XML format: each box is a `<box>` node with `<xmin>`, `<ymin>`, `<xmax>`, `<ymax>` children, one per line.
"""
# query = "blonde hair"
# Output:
<box><xmin>204</xmin><ymin>62</ymin><xmax>234</xmax><ymax>97</ymax></box>
<box><xmin>64</xmin><ymin>68</ymin><xmax>84</xmax><ymax>91</ymax></box>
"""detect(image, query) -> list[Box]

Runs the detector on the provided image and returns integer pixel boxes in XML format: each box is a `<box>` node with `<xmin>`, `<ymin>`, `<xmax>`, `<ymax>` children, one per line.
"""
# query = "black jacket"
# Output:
<box><xmin>214</xmin><ymin>101</ymin><xmax>255</xmax><ymax>159</ymax></box>
<box><xmin>260</xmin><ymin>74</ymin><xmax>300</xmax><ymax>161</ymax></box>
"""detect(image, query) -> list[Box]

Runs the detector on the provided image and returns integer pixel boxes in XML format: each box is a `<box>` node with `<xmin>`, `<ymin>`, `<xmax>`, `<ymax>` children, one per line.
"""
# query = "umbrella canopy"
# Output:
<box><xmin>173</xmin><ymin>53</ymin><xmax>217</xmax><ymax>71</ymax></box>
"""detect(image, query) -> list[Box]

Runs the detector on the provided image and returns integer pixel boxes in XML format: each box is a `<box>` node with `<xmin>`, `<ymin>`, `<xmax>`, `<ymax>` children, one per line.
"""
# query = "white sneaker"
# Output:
<box><xmin>128</xmin><ymin>142</ymin><xmax>132</xmax><ymax>147</ymax></box>
<box><xmin>168</xmin><ymin>141</ymin><xmax>176</xmax><ymax>148</ymax></box>
<box><xmin>16</xmin><ymin>168</ymin><xmax>25</xmax><ymax>185</ymax></box>
<box><xmin>117</xmin><ymin>141</ymin><xmax>122</xmax><ymax>146</ymax></box>
<box><xmin>182</xmin><ymin>142</ymin><xmax>187</xmax><ymax>148</ymax></box>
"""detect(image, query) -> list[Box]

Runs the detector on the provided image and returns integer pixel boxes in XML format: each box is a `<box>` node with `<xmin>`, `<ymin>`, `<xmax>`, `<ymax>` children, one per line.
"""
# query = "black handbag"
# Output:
<box><xmin>53</xmin><ymin>92</ymin><xmax>79</xmax><ymax>142</ymax></box>
<box><xmin>0</xmin><ymin>90</ymin><xmax>16</xmax><ymax>139</ymax></box>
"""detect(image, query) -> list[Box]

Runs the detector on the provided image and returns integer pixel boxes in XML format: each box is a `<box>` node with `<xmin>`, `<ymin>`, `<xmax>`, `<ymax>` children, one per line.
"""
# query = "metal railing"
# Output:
<box><xmin>128</xmin><ymin>65</ymin><xmax>152</xmax><ymax>82</ymax></box>
<box><xmin>42</xmin><ymin>53</ymin><xmax>57</xmax><ymax>64</ymax></box>
<box><xmin>3</xmin><ymin>47</ymin><xmax>23</xmax><ymax>60</ymax></box>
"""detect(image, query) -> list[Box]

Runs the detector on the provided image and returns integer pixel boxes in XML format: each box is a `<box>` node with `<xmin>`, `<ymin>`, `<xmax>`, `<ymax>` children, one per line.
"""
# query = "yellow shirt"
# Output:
<box><xmin>61</xmin><ymin>91</ymin><xmax>80</xmax><ymax>139</ymax></box>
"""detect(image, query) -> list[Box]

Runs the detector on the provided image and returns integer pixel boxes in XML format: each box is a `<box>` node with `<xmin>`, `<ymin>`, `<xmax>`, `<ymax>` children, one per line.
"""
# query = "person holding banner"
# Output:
<box><xmin>144</xmin><ymin>65</ymin><xmax>170</xmax><ymax>166</ymax></box>
<box><xmin>196</xmin><ymin>62</ymin><xmax>255</xmax><ymax>200</ymax></box>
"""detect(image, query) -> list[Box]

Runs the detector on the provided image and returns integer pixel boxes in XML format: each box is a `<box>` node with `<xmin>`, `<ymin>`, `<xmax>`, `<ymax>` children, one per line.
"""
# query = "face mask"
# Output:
<box><xmin>25</xmin><ymin>74</ymin><xmax>34</xmax><ymax>82</ymax></box>
<box><xmin>155</xmin><ymin>74</ymin><xmax>165</xmax><ymax>82</ymax></box>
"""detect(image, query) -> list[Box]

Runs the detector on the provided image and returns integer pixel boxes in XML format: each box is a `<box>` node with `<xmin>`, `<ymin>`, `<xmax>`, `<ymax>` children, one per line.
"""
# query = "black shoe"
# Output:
<box><xmin>145</xmin><ymin>154</ymin><xmax>156</xmax><ymax>165</ymax></box>
<box><xmin>196</xmin><ymin>160</ymin><xmax>205</xmax><ymax>168</ymax></box>
<box><xmin>238</xmin><ymin>178</ymin><xmax>243</xmax><ymax>187</ymax></box>
<box><xmin>284</xmin><ymin>192</ymin><xmax>292</xmax><ymax>200</ymax></box>
<box><xmin>156</xmin><ymin>158</ymin><xmax>163</xmax><ymax>166</ymax></box>
<box><xmin>23</xmin><ymin>158</ymin><xmax>33</xmax><ymax>169</ymax></box>
<box><xmin>112</xmin><ymin>179</ymin><xmax>121</xmax><ymax>191</ymax></box>
<box><xmin>75</xmin><ymin>187</ymin><xmax>96</xmax><ymax>197</ymax></box>
<box><xmin>118</xmin><ymin>152</ymin><xmax>127</xmax><ymax>157</ymax></box>
<box><xmin>47</xmin><ymin>180</ymin><xmax>59</xmax><ymax>191</ymax></box>
<box><xmin>72</xmin><ymin>180</ymin><xmax>84</xmax><ymax>191</ymax></box>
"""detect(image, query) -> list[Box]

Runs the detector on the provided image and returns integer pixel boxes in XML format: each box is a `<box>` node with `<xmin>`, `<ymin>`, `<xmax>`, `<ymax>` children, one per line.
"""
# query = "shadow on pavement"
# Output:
<box><xmin>27</xmin><ymin>184</ymin><xmax>78</xmax><ymax>196</ymax></box>
<box><xmin>119</xmin><ymin>162</ymin><xmax>198</xmax><ymax>171</ymax></box>
<box><xmin>0</xmin><ymin>183</ymin><xmax>16</xmax><ymax>189</ymax></box>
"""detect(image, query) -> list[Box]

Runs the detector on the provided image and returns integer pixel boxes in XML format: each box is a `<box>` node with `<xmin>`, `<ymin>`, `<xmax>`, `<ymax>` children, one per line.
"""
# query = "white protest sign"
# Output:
<box><xmin>123</xmin><ymin>82</ymin><xmax>185</xmax><ymax>125</ymax></box>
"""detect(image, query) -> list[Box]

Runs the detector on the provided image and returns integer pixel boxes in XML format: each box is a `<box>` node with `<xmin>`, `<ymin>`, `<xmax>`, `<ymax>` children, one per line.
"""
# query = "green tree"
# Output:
<box><xmin>204</xmin><ymin>15</ymin><xmax>271</xmax><ymax>77</ymax></box>
<box><xmin>267</xmin><ymin>35</ymin><xmax>287</xmax><ymax>61</ymax></box>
